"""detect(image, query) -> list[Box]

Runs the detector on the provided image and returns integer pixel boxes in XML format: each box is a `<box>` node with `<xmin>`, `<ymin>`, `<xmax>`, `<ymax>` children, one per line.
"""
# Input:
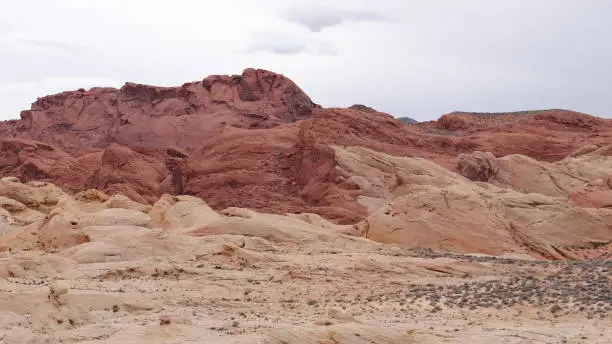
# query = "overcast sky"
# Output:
<box><xmin>1</xmin><ymin>0</ymin><xmax>611</xmax><ymax>121</ymax></box>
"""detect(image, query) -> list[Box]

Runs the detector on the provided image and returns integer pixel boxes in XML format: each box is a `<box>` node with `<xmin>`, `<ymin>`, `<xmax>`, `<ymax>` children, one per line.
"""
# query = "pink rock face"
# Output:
<box><xmin>5</xmin><ymin>68</ymin><xmax>319</xmax><ymax>154</ymax></box>
<box><xmin>429</xmin><ymin>110</ymin><xmax>612</xmax><ymax>162</ymax></box>
<box><xmin>2</xmin><ymin>68</ymin><xmax>612</xmax><ymax>224</ymax></box>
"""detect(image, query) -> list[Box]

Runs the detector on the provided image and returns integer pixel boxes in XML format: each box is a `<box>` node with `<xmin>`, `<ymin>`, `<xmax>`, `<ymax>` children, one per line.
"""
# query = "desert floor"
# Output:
<box><xmin>1</xmin><ymin>242</ymin><xmax>610</xmax><ymax>344</ymax></box>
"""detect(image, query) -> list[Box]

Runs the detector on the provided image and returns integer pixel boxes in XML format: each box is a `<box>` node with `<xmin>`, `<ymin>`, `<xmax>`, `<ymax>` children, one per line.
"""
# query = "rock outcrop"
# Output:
<box><xmin>4</xmin><ymin>68</ymin><xmax>318</xmax><ymax>154</ymax></box>
<box><xmin>1</xmin><ymin>69</ymin><xmax>612</xmax><ymax>226</ymax></box>
<box><xmin>336</xmin><ymin>145</ymin><xmax>612</xmax><ymax>259</ymax></box>
<box><xmin>2</xmin><ymin>147</ymin><xmax>611</xmax><ymax>260</ymax></box>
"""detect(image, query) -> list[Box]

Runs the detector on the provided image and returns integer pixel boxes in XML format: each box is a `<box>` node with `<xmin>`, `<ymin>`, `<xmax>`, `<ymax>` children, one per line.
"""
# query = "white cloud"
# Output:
<box><xmin>17</xmin><ymin>38</ymin><xmax>90</xmax><ymax>52</ymax></box>
<box><xmin>0</xmin><ymin>22</ymin><xmax>9</xmax><ymax>34</ymax></box>
<box><xmin>243</xmin><ymin>32</ymin><xmax>337</xmax><ymax>56</ymax></box>
<box><xmin>283</xmin><ymin>4</ymin><xmax>391</xmax><ymax>32</ymax></box>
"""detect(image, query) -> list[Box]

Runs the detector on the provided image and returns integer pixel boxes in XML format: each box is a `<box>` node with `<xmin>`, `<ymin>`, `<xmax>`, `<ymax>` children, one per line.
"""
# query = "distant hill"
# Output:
<box><xmin>397</xmin><ymin>117</ymin><xmax>418</xmax><ymax>124</ymax></box>
<box><xmin>348</xmin><ymin>104</ymin><xmax>377</xmax><ymax>112</ymax></box>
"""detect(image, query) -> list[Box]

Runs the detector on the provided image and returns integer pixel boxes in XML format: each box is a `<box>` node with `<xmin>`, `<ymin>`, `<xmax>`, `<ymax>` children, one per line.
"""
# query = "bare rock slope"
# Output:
<box><xmin>0</xmin><ymin>178</ymin><xmax>610</xmax><ymax>343</ymax></box>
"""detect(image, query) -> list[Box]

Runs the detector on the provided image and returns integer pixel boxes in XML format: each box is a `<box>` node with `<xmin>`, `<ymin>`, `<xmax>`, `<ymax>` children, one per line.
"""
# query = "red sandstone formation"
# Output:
<box><xmin>424</xmin><ymin>110</ymin><xmax>612</xmax><ymax>162</ymax></box>
<box><xmin>1</xmin><ymin>68</ymin><xmax>612</xmax><ymax>223</ymax></box>
<box><xmin>3</xmin><ymin>68</ymin><xmax>318</xmax><ymax>154</ymax></box>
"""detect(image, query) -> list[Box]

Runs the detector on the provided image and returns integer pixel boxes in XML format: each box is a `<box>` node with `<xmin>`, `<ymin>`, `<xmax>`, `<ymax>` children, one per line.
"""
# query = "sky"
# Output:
<box><xmin>1</xmin><ymin>0</ymin><xmax>611</xmax><ymax>121</ymax></box>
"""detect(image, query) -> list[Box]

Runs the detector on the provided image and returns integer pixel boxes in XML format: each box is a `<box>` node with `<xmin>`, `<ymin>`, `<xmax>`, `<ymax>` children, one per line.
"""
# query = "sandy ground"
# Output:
<box><xmin>1</xmin><ymin>243</ymin><xmax>609</xmax><ymax>344</ymax></box>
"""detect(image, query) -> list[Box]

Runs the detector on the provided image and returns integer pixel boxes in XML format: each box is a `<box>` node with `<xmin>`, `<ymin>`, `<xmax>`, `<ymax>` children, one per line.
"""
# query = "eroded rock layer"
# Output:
<box><xmin>1</xmin><ymin>68</ymin><xmax>611</xmax><ymax>228</ymax></box>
